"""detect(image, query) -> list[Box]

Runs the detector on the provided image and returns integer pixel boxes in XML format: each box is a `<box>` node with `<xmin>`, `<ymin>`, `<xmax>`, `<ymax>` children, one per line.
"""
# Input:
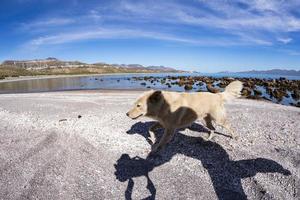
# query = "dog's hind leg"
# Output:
<box><xmin>210</xmin><ymin>106</ymin><xmax>237</xmax><ymax>139</ymax></box>
<box><xmin>204</xmin><ymin>115</ymin><xmax>215</xmax><ymax>141</ymax></box>
<box><xmin>213</xmin><ymin>112</ymin><xmax>236</xmax><ymax>139</ymax></box>
<box><xmin>219</xmin><ymin>121</ymin><xmax>236</xmax><ymax>139</ymax></box>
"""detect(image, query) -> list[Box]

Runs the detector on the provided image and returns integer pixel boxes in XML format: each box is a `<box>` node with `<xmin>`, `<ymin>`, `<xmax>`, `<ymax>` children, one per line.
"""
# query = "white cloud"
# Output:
<box><xmin>113</xmin><ymin>0</ymin><xmax>300</xmax><ymax>44</ymax></box>
<box><xmin>21</xmin><ymin>0</ymin><xmax>300</xmax><ymax>48</ymax></box>
<box><xmin>87</xmin><ymin>10</ymin><xmax>102</xmax><ymax>21</ymax></box>
<box><xmin>21</xmin><ymin>17</ymin><xmax>75</xmax><ymax>30</ymax></box>
<box><xmin>27</xmin><ymin>27</ymin><xmax>245</xmax><ymax>47</ymax></box>
<box><xmin>277</xmin><ymin>37</ymin><xmax>292</xmax><ymax>44</ymax></box>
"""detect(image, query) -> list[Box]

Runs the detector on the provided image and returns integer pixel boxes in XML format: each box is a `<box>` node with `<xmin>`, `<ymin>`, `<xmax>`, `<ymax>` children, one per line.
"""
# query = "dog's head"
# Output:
<box><xmin>126</xmin><ymin>90</ymin><xmax>164</xmax><ymax>119</ymax></box>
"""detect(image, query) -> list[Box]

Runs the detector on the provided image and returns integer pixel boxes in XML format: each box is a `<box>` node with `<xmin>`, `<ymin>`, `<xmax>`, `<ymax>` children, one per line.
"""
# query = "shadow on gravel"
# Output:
<box><xmin>114</xmin><ymin>121</ymin><xmax>291</xmax><ymax>200</ymax></box>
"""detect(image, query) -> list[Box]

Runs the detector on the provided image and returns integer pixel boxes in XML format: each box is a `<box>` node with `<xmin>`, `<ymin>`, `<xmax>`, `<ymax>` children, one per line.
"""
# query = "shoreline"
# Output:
<box><xmin>1</xmin><ymin>72</ymin><xmax>300</xmax><ymax>83</ymax></box>
<box><xmin>0</xmin><ymin>88</ymin><xmax>148</xmax><ymax>95</ymax></box>
<box><xmin>0</xmin><ymin>72</ymin><xmax>176</xmax><ymax>83</ymax></box>
<box><xmin>0</xmin><ymin>89</ymin><xmax>289</xmax><ymax>109</ymax></box>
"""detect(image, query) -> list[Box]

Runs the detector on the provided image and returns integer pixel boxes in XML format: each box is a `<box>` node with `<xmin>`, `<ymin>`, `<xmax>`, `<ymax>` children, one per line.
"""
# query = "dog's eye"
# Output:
<box><xmin>137</xmin><ymin>104</ymin><xmax>141</xmax><ymax>107</ymax></box>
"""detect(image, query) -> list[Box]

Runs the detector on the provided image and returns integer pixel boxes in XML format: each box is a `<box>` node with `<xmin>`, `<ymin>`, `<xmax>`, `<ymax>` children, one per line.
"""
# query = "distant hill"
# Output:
<box><xmin>2</xmin><ymin>57</ymin><xmax>85</xmax><ymax>69</ymax></box>
<box><xmin>0</xmin><ymin>58</ymin><xmax>182</xmax><ymax>78</ymax></box>
<box><xmin>219</xmin><ymin>69</ymin><xmax>300</xmax><ymax>76</ymax></box>
<box><xmin>146</xmin><ymin>65</ymin><xmax>176</xmax><ymax>72</ymax></box>
<box><xmin>239</xmin><ymin>69</ymin><xmax>300</xmax><ymax>76</ymax></box>
<box><xmin>1</xmin><ymin>58</ymin><xmax>180</xmax><ymax>72</ymax></box>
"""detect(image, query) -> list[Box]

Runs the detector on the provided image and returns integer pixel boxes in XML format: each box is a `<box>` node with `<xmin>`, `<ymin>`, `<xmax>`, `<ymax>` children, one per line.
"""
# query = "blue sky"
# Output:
<box><xmin>1</xmin><ymin>0</ymin><xmax>300</xmax><ymax>72</ymax></box>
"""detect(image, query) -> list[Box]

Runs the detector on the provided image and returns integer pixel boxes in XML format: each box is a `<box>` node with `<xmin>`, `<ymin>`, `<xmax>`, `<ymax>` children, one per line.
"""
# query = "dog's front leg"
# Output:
<box><xmin>148</xmin><ymin>122</ymin><xmax>162</xmax><ymax>144</ymax></box>
<box><xmin>150</xmin><ymin>128</ymin><xmax>175</xmax><ymax>155</ymax></box>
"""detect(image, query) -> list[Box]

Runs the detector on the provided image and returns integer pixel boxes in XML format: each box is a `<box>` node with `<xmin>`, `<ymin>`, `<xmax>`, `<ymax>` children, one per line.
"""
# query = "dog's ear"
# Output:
<box><xmin>149</xmin><ymin>90</ymin><xmax>162</xmax><ymax>103</ymax></box>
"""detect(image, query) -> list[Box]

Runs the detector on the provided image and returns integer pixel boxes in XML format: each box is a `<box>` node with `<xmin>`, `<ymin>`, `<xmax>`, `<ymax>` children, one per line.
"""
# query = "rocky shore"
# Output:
<box><xmin>133</xmin><ymin>76</ymin><xmax>300</xmax><ymax>107</ymax></box>
<box><xmin>0</xmin><ymin>73</ymin><xmax>299</xmax><ymax>107</ymax></box>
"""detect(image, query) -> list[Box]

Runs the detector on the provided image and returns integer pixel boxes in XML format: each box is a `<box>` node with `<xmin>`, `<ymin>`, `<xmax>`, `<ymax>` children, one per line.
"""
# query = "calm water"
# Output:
<box><xmin>0</xmin><ymin>72</ymin><xmax>299</xmax><ymax>94</ymax></box>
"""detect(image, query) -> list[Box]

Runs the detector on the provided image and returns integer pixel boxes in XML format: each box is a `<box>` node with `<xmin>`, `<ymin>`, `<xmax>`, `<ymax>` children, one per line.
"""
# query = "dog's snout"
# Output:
<box><xmin>126</xmin><ymin>112</ymin><xmax>129</xmax><ymax>117</ymax></box>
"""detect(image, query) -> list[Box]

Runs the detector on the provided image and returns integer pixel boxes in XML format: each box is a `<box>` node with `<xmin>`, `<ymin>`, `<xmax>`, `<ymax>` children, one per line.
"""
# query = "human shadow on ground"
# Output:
<box><xmin>114</xmin><ymin>121</ymin><xmax>291</xmax><ymax>200</ymax></box>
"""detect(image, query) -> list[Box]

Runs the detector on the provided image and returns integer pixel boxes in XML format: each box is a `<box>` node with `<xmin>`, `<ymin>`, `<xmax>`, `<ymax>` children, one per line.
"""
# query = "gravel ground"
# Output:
<box><xmin>0</xmin><ymin>90</ymin><xmax>299</xmax><ymax>200</ymax></box>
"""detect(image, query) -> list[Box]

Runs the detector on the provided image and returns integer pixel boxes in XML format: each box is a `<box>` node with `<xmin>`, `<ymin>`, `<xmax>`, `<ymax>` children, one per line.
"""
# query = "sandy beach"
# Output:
<box><xmin>0</xmin><ymin>90</ymin><xmax>299</xmax><ymax>199</ymax></box>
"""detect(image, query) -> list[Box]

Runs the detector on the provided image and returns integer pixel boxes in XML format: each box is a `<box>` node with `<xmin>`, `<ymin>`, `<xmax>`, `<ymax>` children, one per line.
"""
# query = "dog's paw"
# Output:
<box><xmin>148</xmin><ymin>133</ymin><xmax>156</xmax><ymax>144</ymax></box>
<box><xmin>204</xmin><ymin>134</ymin><xmax>214</xmax><ymax>141</ymax></box>
<box><xmin>147</xmin><ymin>137</ymin><xmax>155</xmax><ymax>145</ymax></box>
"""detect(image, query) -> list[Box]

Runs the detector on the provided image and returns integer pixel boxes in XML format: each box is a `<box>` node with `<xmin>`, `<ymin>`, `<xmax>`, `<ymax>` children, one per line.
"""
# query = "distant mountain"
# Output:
<box><xmin>239</xmin><ymin>69</ymin><xmax>300</xmax><ymax>76</ymax></box>
<box><xmin>1</xmin><ymin>58</ymin><xmax>181</xmax><ymax>73</ymax></box>
<box><xmin>219</xmin><ymin>69</ymin><xmax>300</xmax><ymax>76</ymax></box>
<box><xmin>112</xmin><ymin>64</ymin><xmax>145</xmax><ymax>69</ymax></box>
<box><xmin>146</xmin><ymin>65</ymin><xmax>176</xmax><ymax>72</ymax></box>
<box><xmin>2</xmin><ymin>57</ymin><xmax>85</xmax><ymax>69</ymax></box>
<box><xmin>108</xmin><ymin>64</ymin><xmax>176</xmax><ymax>71</ymax></box>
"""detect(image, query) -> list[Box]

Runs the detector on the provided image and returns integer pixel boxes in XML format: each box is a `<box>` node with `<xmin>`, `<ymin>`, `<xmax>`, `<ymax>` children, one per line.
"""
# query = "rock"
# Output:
<box><xmin>266</xmin><ymin>87</ymin><xmax>273</xmax><ymax>96</ymax></box>
<box><xmin>224</xmin><ymin>77</ymin><xmax>235</xmax><ymax>81</ymax></box>
<box><xmin>206</xmin><ymin>84</ymin><xmax>220</xmax><ymax>93</ymax></box>
<box><xmin>279</xmin><ymin>77</ymin><xmax>286</xmax><ymax>81</ymax></box>
<box><xmin>217</xmin><ymin>80</ymin><xmax>228</xmax><ymax>88</ymax></box>
<box><xmin>203</xmin><ymin>77</ymin><xmax>214</xmax><ymax>84</ymax></box>
<box><xmin>273</xmin><ymin>89</ymin><xmax>286</xmax><ymax>102</ymax></box>
<box><xmin>184</xmin><ymin>84</ymin><xmax>193</xmax><ymax>90</ymax></box>
<box><xmin>244</xmin><ymin>81</ymin><xmax>253</xmax><ymax>88</ymax></box>
<box><xmin>262</xmin><ymin>81</ymin><xmax>269</xmax><ymax>87</ymax></box>
<box><xmin>254</xmin><ymin>89</ymin><xmax>262</xmax><ymax>96</ymax></box>
<box><xmin>241</xmin><ymin>87</ymin><xmax>252</xmax><ymax>97</ymax></box>
<box><xmin>291</xmin><ymin>90</ymin><xmax>300</xmax><ymax>100</ymax></box>
<box><xmin>290</xmin><ymin>102</ymin><xmax>300</xmax><ymax>107</ymax></box>
<box><xmin>196</xmin><ymin>81</ymin><xmax>204</xmax><ymax>86</ymax></box>
<box><xmin>178</xmin><ymin>80</ymin><xmax>185</xmax><ymax>87</ymax></box>
<box><xmin>247</xmin><ymin>95</ymin><xmax>262</xmax><ymax>100</ymax></box>
<box><xmin>262</xmin><ymin>97</ymin><xmax>272</xmax><ymax>102</ymax></box>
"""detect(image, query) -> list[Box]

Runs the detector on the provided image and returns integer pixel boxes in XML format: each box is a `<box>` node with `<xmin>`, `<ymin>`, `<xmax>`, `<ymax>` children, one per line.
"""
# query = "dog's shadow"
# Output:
<box><xmin>114</xmin><ymin>121</ymin><xmax>291</xmax><ymax>200</ymax></box>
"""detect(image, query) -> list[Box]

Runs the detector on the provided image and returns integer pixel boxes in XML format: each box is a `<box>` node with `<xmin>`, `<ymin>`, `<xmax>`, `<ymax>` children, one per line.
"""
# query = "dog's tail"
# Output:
<box><xmin>220</xmin><ymin>80</ymin><xmax>243</xmax><ymax>102</ymax></box>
